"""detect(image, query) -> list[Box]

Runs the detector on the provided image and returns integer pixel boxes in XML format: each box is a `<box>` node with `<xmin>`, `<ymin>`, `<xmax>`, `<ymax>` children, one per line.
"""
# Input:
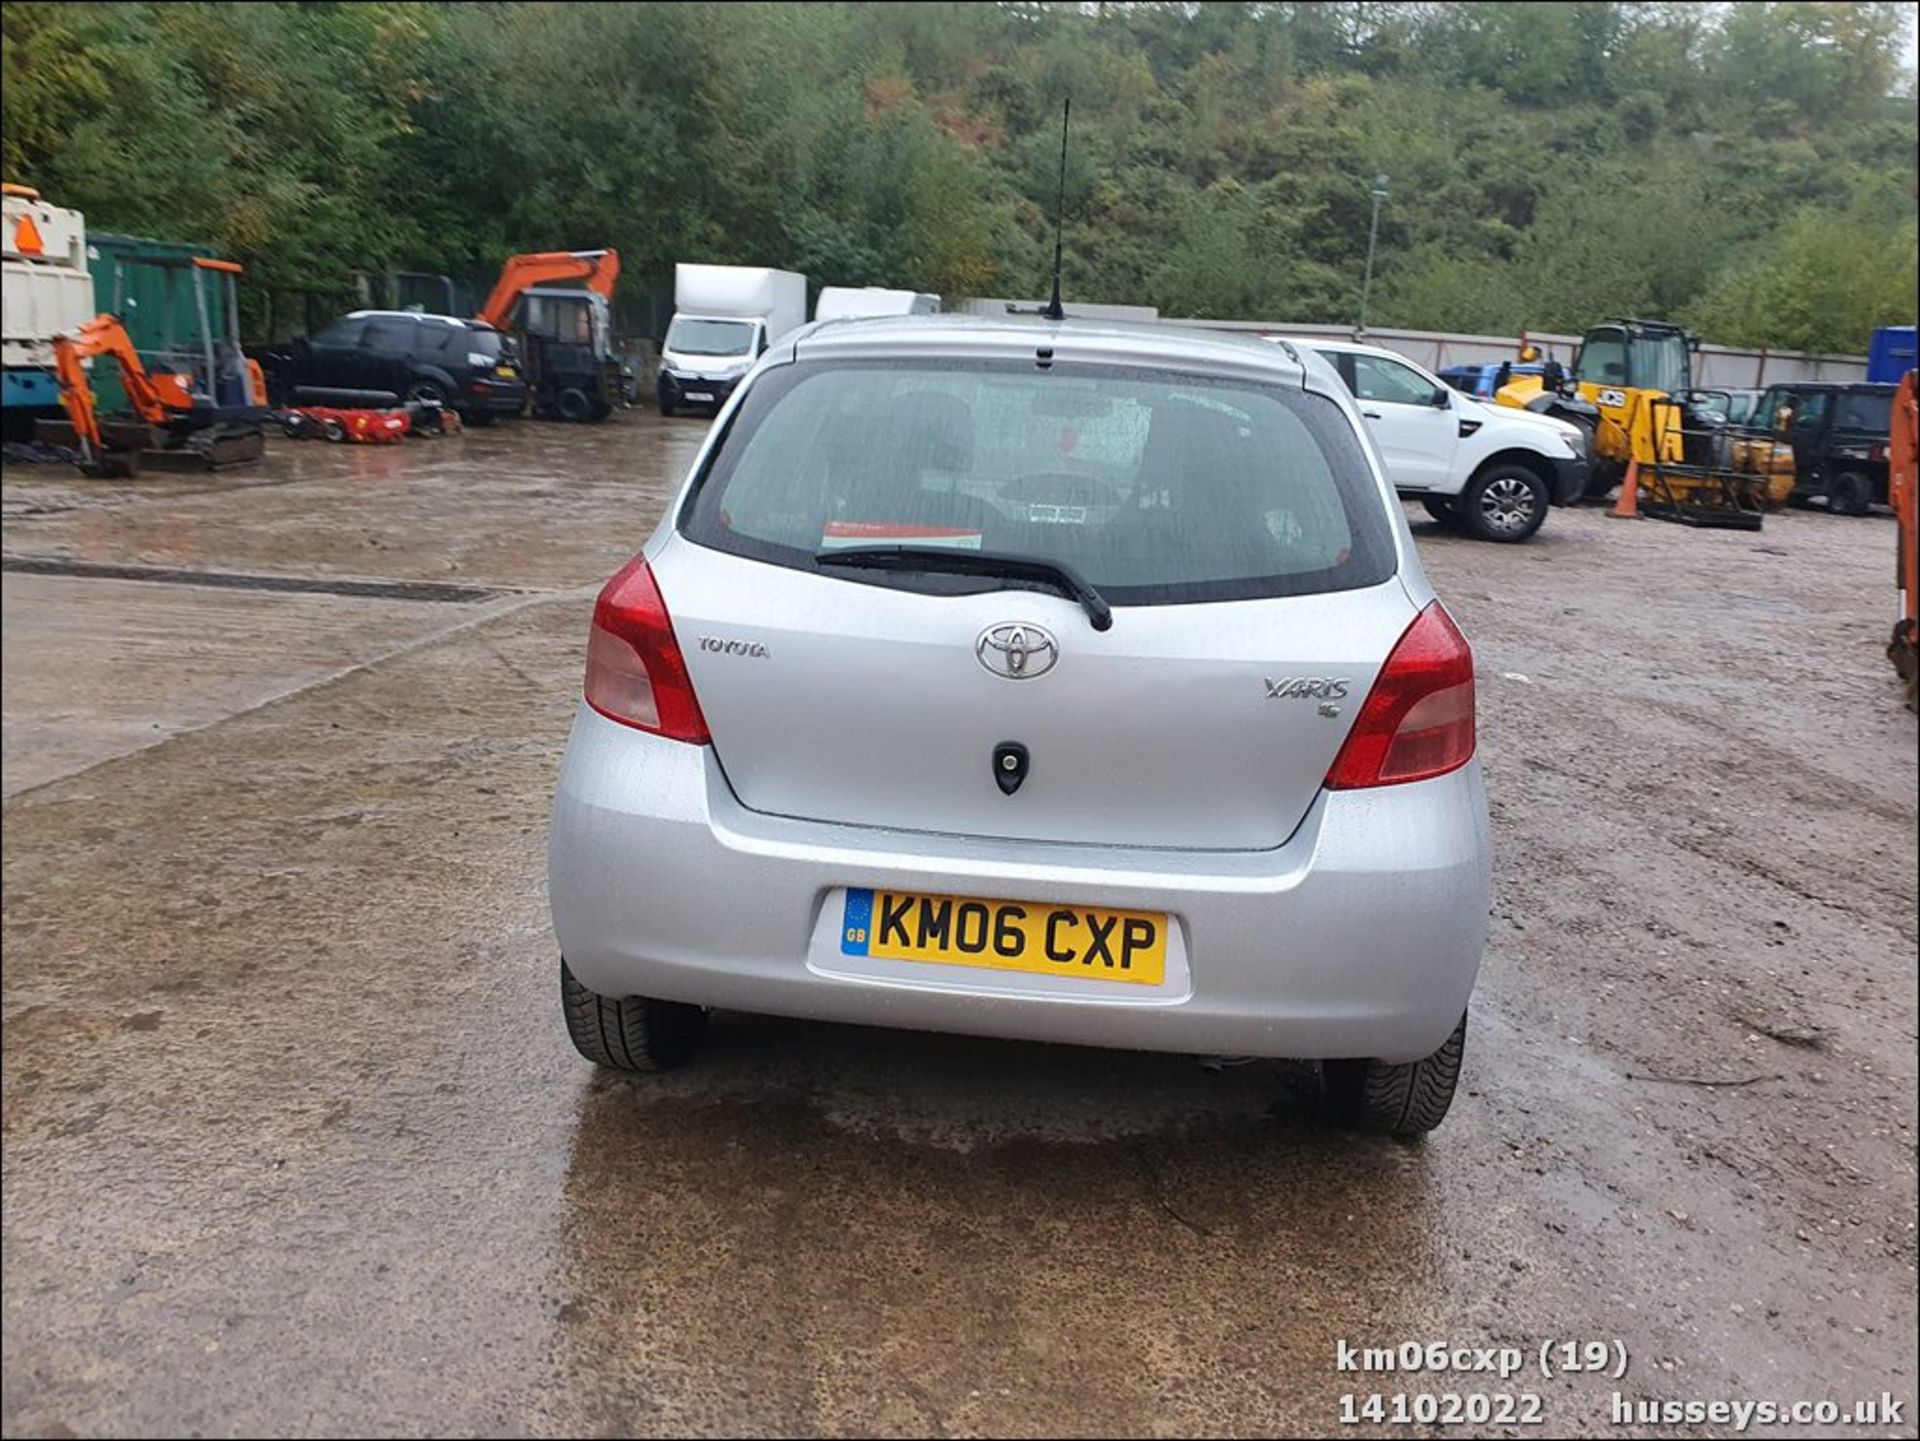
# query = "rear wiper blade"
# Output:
<box><xmin>815</xmin><ymin>545</ymin><xmax>1113</xmax><ymax>632</ymax></box>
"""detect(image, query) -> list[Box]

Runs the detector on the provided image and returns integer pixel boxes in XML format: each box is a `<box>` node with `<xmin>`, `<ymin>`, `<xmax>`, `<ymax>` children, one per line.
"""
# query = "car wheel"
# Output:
<box><xmin>405</xmin><ymin>378</ymin><xmax>448</xmax><ymax>407</ymax></box>
<box><xmin>657</xmin><ymin>378</ymin><xmax>676</xmax><ymax>418</ymax></box>
<box><xmin>560</xmin><ymin>958</ymin><xmax>707</xmax><ymax>1072</ymax></box>
<box><xmin>1420</xmin><ymin>495</ymin><xmax>1461</xmax><ymax>526</ymax></box>
<box><xmin>1324</xmin><ymin>1011</ymin><xmax>1466</xmax><ymax>1138</ymax></box>
<box><xmin>1827</xmin><ymin>470</ymin><xmax>1872</xmax><ymax>517</ymax></box>
<box><xmin>1460</xmin><ymin>464</ymin><xmax>1549</xmax><ymax>542</ymax></box>
<box><xmin>557</xmin><ymin>387</ymin><xmax>594</xmax><ymax>422</ymax></box>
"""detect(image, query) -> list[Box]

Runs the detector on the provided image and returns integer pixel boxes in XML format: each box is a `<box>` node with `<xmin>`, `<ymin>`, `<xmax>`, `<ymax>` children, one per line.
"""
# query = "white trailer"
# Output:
<box><xmin>658</xmin><ymin>264</ymin><xmax>807</xmax><ymax>416</ymax></box>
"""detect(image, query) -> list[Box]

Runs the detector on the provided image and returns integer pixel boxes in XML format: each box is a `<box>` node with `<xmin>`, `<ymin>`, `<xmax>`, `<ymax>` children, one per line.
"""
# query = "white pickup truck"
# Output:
<box><xmin>1279</xmin><ymin>337</ymin><xmax>1590</xmax><ymax>542</ymax></box>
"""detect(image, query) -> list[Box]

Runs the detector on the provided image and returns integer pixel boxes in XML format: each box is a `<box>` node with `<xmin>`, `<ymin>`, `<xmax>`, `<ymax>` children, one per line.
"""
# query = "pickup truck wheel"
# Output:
<box><xmin>1826</xmin><ymin>470</ymin><xmax>1872</xmax><ymax>517</ymax></box>
<box><xmin>1324</xmin><ymin>1011</ymin><xmax>1466</xmax><ymax>1138</ymax></box>
<box><xmin>1420</xmin><ymin>495</ymin><xmax>1461</xmax><ymax>526</ymax></box>
<box><xmin>560</xmin><ymin>958</ymin><xmax>707</xmax><ymax>1072</ymax></box>
<box><xmin>1461</xmin><ymin>464</ymin><xmax>1548</xmax><ymax>542</ymax></box>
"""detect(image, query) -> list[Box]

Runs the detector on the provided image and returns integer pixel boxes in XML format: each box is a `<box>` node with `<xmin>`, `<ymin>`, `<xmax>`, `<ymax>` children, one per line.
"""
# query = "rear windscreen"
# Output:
<box><xmin>1837</xmin><ymin>392</ymin><xmax>1892</xmax><ymax>434</ymax></box>
<box><xmin>679</xmin><ymin>359</ymin><xmax>1396</xmax><ymax>604</ymax></box>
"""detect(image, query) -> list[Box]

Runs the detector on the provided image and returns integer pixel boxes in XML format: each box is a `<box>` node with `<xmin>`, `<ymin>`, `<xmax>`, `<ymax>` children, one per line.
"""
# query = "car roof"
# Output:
<box><xmin>345</xmin><ymin>309</ymin><xmax>491</xmax><ymax>330</ymax></box>
<box><xmin>1761</xmin><ymin>380</ymin><xmax>1894</xmax><ymax>394</ymax></box>
<box><xmin>1281</xmin><ymin>336</ymin><xmax>1430</xmax><ymax>365</ymax></box>
<box><xmin>790</xmin><ymin>312</ymin><xmax>1311</xmax><ymax>386</ymax></box>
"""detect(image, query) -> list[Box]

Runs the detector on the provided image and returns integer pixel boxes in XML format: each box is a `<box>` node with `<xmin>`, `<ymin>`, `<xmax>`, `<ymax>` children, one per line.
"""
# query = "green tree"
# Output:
<box><xmin>3</xmin><ymin>1</ymin><xmax>1912</xmax><ymax>350</ymax></box>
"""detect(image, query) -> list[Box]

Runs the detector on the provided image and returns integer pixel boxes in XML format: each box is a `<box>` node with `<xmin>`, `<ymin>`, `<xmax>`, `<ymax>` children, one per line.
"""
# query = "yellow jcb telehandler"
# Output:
<box><xmin>1494</xmin><ymin>318</ymin><xmax>1771</xmax><ymax>524</ymax></box>
<box><xmin>1493</xmin><ymin>318</ymin><xmax>1693</xmax><ymax>499</ymax></box>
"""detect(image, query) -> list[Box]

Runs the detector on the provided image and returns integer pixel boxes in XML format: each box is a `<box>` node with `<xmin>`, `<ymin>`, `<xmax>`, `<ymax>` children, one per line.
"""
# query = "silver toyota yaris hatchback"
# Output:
<box><xmin>549</xmin><ymin>314</ymin><xmax>1489</xmax><ymax>1135</ymax></box>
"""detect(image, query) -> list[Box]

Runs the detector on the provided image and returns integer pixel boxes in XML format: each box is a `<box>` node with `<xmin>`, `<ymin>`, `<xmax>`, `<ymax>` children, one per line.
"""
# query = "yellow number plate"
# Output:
<box><xmin>840</xmin><ymin>887</ymin><xmax>1166</xmax><ymax>985</ymax></box>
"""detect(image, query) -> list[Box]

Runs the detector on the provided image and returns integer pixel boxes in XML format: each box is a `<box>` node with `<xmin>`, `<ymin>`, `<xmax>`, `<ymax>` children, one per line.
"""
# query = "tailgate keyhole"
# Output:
<box><xmin>993</xmin><ymin>741</ymin><xmax>1029</xmax><ymax>796</ymax></box>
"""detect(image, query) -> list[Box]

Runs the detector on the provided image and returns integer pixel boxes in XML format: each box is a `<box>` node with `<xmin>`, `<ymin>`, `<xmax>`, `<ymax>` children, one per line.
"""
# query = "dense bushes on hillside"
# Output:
<box><xmin>4</xmin><ymin>1</ymin><xmax>1913</xmax><ymax>349</ymax></box>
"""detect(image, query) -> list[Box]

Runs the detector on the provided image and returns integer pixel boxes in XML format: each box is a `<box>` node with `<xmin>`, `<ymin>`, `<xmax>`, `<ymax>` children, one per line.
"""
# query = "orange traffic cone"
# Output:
<box><xmin>1610</xmin><ymin>457</ymin><xmax>1640</xmax><ymax>519</ymax></box>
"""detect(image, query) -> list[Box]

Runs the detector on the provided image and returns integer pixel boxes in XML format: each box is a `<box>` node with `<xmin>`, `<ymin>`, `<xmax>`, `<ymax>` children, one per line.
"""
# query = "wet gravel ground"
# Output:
<box><xmin>3</xmin><ymin>414</ymin><xmax>1914</xmax><ymax>1437</ymax></box>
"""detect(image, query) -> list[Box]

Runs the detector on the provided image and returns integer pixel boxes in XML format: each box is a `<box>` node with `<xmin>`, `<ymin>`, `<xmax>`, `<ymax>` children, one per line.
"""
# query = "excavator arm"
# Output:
<box><xmin>476</xmin><ymin>249</ymin><xmax>620</xmax><ymax>330</ymax></box>
<box><xmin>1890</xmin><ymin>370</ymin><xmax>1918</xmax><ymax>710</ymax></box>
<box><xmin>52</xmin><ymin>314</ymin><xmax>196</xmax><ymax>460</ymax></box>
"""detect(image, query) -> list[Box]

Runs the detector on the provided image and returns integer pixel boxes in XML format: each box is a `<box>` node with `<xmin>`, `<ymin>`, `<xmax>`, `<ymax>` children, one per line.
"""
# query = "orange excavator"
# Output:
<box><xmin>477</xmin><ymin>248</ymin><xmax>624</xmax><ymax>421</ymax></box>
<box><xmin>44</xmin><ymin>256</ymin><xmax>269</xmax><ymax>476</ymax></box>
<box><xmin>1889</xmin><ymin>369</ymin><xmax>1918</xmax><ymax>711</ymax></box>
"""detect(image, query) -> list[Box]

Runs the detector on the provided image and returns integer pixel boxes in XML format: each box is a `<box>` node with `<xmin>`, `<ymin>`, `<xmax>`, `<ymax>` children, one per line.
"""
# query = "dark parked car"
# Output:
<box><xmin>260</xmin><ymin>311</ymin><xmax>528</xmax><ymax>422</ymax></box>
<box><xmin>1748</xmin><ymin>382</ymin><xmax>1897</xmax><ymax>515</ymax></box>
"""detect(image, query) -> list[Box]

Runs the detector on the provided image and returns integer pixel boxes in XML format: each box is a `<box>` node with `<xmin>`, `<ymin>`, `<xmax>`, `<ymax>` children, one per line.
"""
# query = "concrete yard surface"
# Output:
<box><xmin>3</xmin><ymin>416</ymin><xmax>1915</xmax><ymax>1437</ymax></box>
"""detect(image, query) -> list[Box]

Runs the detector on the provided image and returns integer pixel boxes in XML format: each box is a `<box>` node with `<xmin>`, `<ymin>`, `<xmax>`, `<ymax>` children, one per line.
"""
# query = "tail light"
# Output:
<box><xmin>1324</xmin><ymin>602</ymin><xmax>1475</xmax><ymax>789</ymax></box>
<box><xmin>584</xmin><ymin>556</ymin><xmax>710</xmax><ymax>743</ymax></box>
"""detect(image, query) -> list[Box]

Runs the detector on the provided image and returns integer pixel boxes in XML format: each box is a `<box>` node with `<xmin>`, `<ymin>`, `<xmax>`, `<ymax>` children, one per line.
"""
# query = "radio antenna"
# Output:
<box><xmin>1041</xmin><ymin>97</ymin><xmax>1070</xmax><ymax>322</ymax></box>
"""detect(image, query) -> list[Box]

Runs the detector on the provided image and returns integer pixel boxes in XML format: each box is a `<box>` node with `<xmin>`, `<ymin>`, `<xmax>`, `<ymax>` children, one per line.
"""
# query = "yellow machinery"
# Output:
<box><xmin>1726</xmin><ymin>394</ymin><xmax>1802</xmax><ymax>509</ymax></box>
<box><xmin>1495</xmin><ymin>318</ymin><xmax>1776</xmax><ymax>521</ymax></box>
<box><xmin>1494</xmin><ymin>319</ymin><xmax>1692</xmax><ymax>498</ymax></box>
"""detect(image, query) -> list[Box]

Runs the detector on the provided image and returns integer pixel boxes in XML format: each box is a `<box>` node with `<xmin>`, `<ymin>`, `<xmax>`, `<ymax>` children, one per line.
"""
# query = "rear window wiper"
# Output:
<box><xmin>815</xmin><ymin>545</ymin><xmax>1114</xmax><ymax>632</ymax></box>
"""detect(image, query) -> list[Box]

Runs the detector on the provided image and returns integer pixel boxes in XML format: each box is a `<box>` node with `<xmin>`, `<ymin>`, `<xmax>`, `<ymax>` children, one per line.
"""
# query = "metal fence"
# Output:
<box><xmin>1171</xmin><ymin>319</ymin><xmax>1869</xmax><ymax>388</ymax></box>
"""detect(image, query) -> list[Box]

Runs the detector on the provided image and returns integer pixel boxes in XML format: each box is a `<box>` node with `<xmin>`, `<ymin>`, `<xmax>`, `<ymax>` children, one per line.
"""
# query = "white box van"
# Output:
<box><xmin>658</xmin><ymin>264</ymin><xmax>806</xmax><ymax>416</ymax></box>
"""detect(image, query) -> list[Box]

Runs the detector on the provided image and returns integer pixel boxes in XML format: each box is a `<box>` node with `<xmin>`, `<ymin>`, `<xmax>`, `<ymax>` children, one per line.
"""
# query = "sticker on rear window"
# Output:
<box><xmin>821</xmin><ymin>520</ymin><xmax>982</xmax><ymax>550</ymax></box>
<box><xmin>1027</xmin><ymin>504</ymin><xmax>1087</xmax><ymax>525</ymax></box>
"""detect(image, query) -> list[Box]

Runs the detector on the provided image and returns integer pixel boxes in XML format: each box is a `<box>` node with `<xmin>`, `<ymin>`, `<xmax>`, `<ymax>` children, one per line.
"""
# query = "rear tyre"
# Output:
<box><xmin>560</xmin><ymin>958</ymin><xmax>708</xmax><ymax>1072</ymax></box>
<box><xmin>405</xmin><ymin>378</ymin><xmax>448</xmax><ymax>407</ymax></box>
<box><xmin>557</xmin><ymin>387</ymin><xmax>594</xmax><ymax>423</ymax></box>
<box><xmin>1324</xmin><ymin>1011</ymin><xmax>1467</xmax><ymax>1138</ymax></box>
<box><xmin>1420</xmin><ymin>495</ymin><xmax>1461</xmax><ymax>526</ymax></box>
<box><xmin>1827</xmin><ymin>470</ymin><xmax>1872</xmax><ymax>517</ymax></box>
<box><xmin>1460</xmin><ymin>464</ymin><xmax>1549</xmax><ymax>542</ymax></box>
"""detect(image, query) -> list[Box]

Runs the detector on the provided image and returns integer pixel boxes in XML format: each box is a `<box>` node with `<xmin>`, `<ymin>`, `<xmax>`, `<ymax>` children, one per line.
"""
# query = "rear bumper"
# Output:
<box><xmin>464</xmin><ymin>378</ymin><xmax>528</xmax><ymax>415</ymax></box>
<box><xmin>548</xmin><ymin>706</ymin><xmax>1490</xmax><ymax>1063</ymax></box>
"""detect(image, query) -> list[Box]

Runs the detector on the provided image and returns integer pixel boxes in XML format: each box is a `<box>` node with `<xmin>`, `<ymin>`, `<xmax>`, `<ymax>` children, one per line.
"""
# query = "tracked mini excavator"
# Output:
<box><xmin>477</xmin><ymin>249</ymin><xmax>623</xmax><ymax>421</ymax></box>
<box><xmin>41</xmin><ymin>255</ymin><xmax>269</xmax><ymax>477</ymax></box>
